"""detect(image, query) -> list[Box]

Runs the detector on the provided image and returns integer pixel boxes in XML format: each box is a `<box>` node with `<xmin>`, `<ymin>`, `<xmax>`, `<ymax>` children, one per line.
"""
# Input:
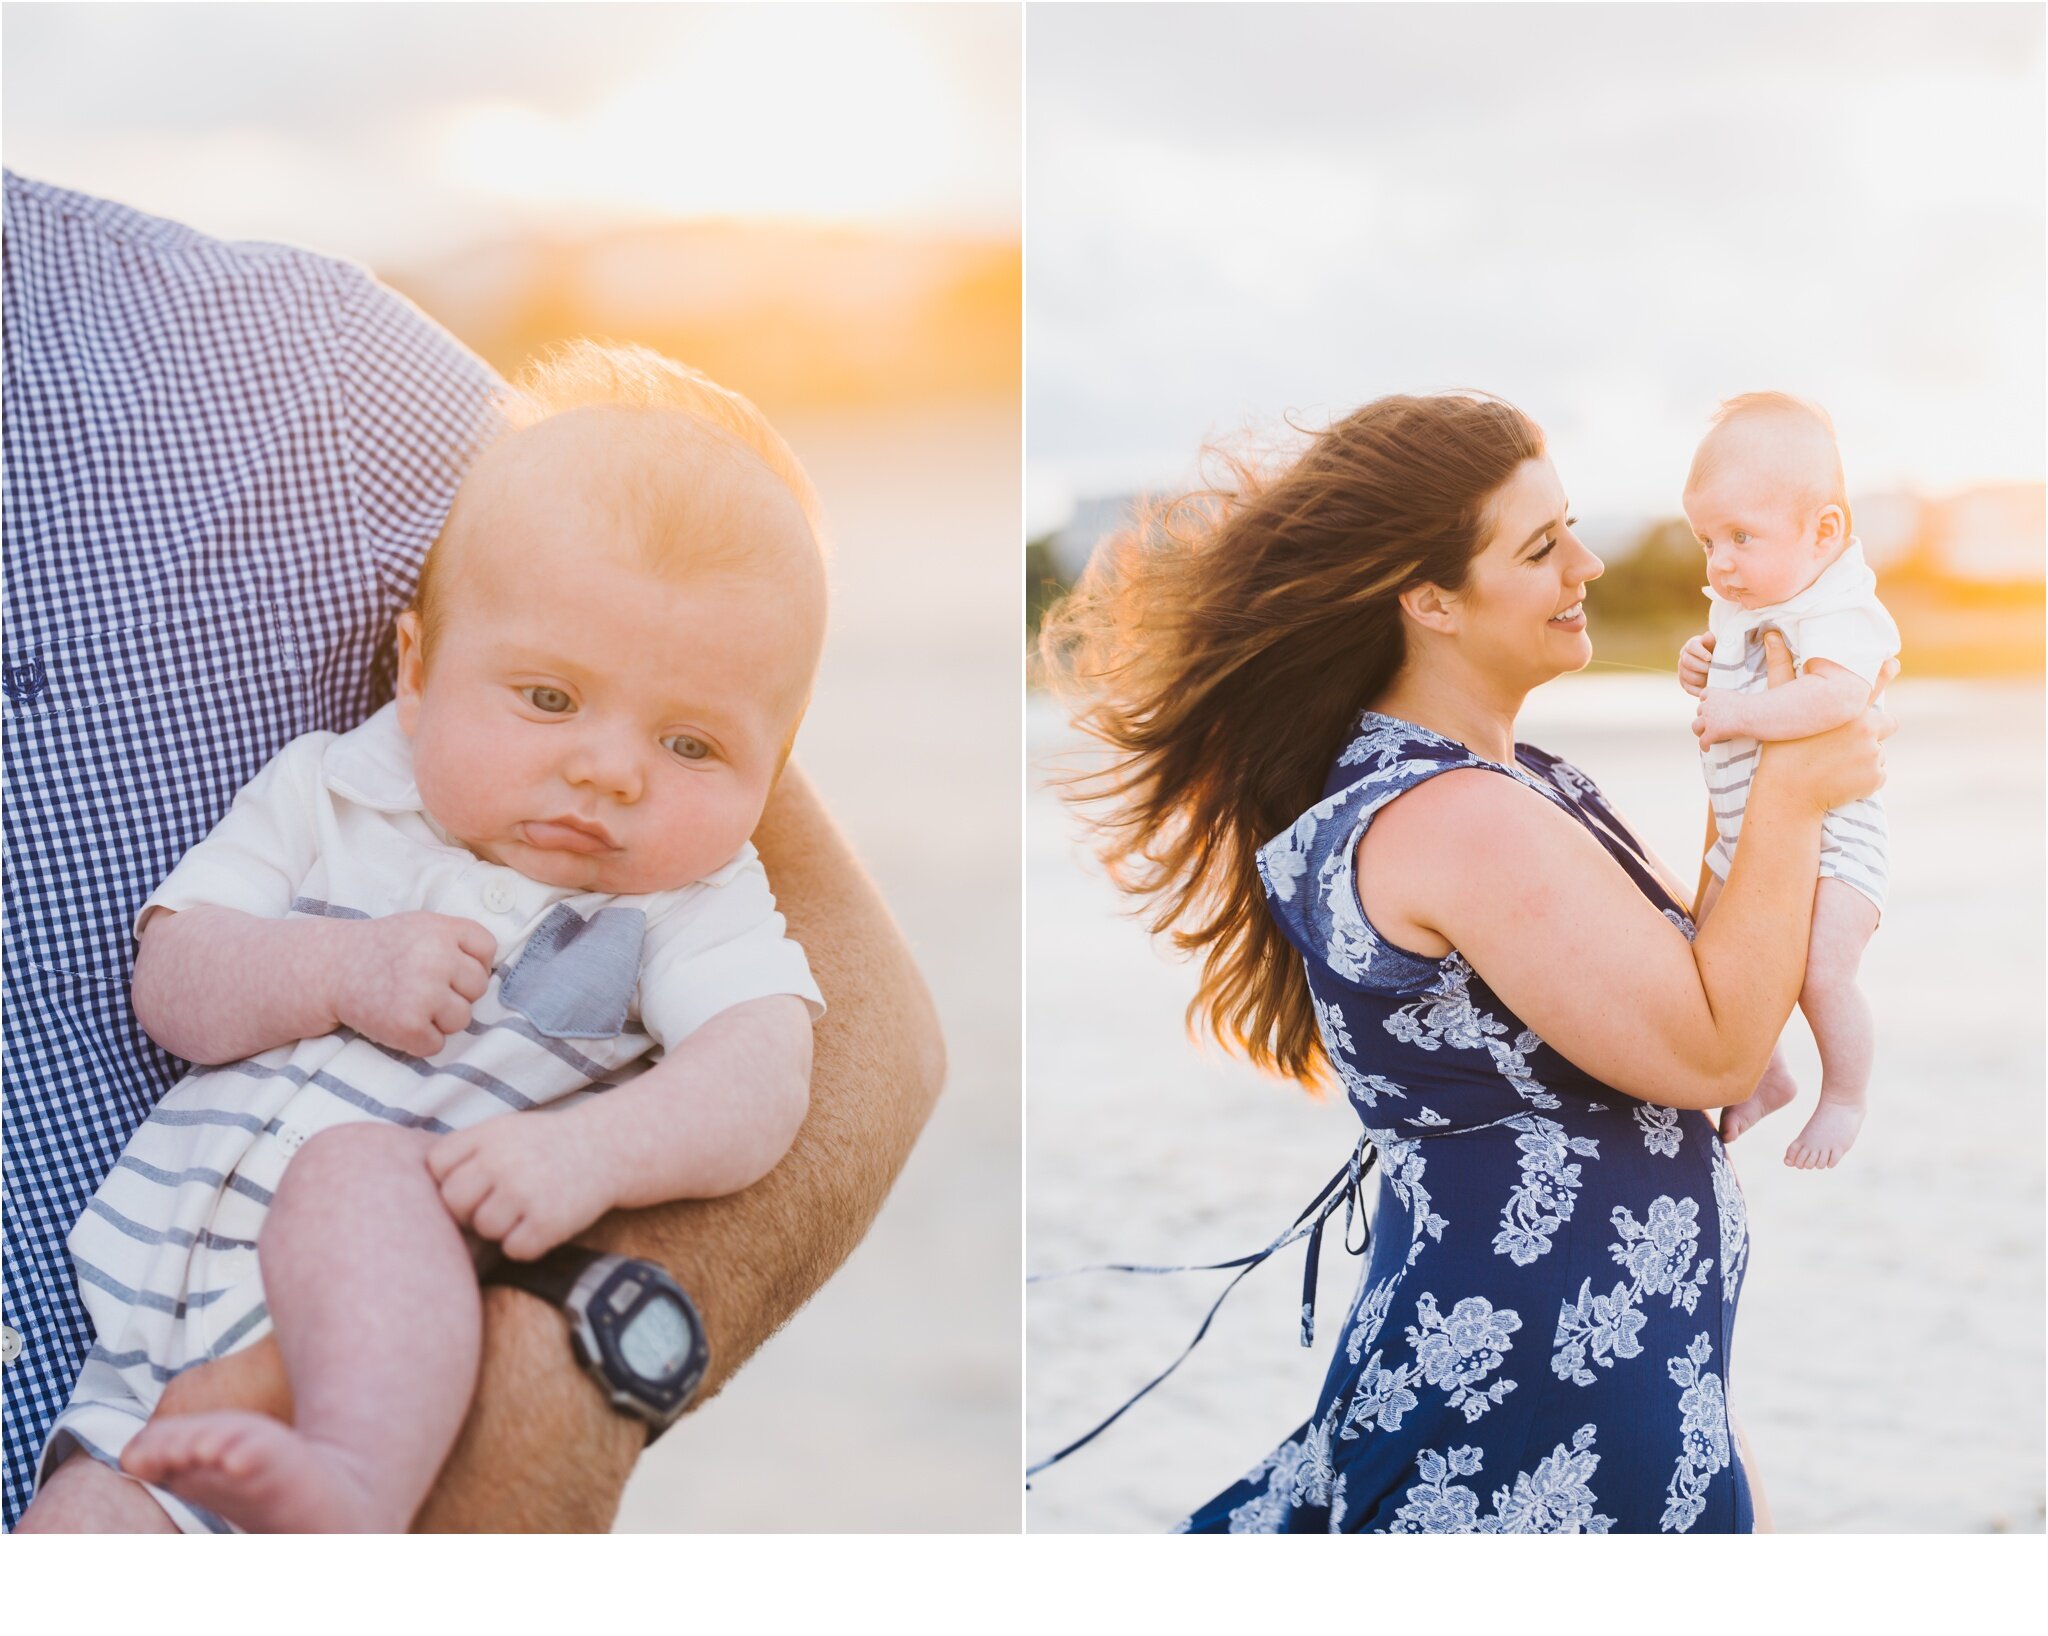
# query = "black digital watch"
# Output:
<box><xmin>484</xmin><ymin>1247</ymin><xmax>709</xmax><ymax>1442</ymax></box>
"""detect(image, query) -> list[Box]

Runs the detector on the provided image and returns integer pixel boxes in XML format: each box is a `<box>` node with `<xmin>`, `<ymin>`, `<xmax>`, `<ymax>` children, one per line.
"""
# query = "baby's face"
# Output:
<box><xmin>396</xmin><ymin>420</ymin><xmax>824</xmax><ymax>895</ymax></box>
<box><xmin>1682</xmin><ymin>469</ymin><xmax>1839</xmax><ymax>611</ymax></box>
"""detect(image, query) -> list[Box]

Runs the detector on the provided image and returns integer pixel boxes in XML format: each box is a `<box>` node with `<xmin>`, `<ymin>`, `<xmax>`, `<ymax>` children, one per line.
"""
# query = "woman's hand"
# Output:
<box><xmin>1750</xmin><ymin>631</ymin><xmax>1897</xmax><ymax>817</ymax></box>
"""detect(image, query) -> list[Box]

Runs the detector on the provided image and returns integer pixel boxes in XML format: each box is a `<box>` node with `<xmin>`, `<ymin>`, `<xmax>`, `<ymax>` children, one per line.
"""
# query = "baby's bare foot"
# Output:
<box><xmin>1718</xmin><ymin>1057</ymin><xmax>1797</xmax><ymax>1145</ymax></box>
<box><xmin>1784</xmin><ymin>1097</ymin><xmax>1865</xmax><ymax>1170</ymax></box>
<box><xmin>122</xmin><ymin>1411</ymin><xmax>391</xmax><ymax>1533</ymax></box>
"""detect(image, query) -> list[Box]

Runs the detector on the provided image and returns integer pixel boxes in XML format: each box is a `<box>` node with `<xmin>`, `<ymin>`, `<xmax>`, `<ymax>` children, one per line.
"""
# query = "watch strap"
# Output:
<box><xmin>482</xmin><ymin>1243</ymin><xmax>603</xmax><ymax>1308</ymax></box>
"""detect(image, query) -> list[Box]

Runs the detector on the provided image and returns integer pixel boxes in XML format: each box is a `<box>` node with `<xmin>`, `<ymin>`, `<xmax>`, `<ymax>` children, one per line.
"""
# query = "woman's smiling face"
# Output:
<box><xmin>1444</xmin><ymin>455</ymin><xmax>1604</xmax><ymax>688</ymax></box>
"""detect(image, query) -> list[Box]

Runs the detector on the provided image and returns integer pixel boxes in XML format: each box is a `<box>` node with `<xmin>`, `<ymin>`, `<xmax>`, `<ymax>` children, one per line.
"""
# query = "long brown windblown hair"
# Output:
<box><xmin>1040</xmin><ymin>393</ymin><xmax>1544</xmax><ymax>1088</ymax></box>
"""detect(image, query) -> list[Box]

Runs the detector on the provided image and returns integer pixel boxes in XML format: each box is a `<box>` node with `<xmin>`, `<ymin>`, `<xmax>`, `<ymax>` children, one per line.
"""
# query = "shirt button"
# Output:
<box><xmin>2</xmin><ymin>1324</ymin><xmax>21</xmax><ymax>1365</ymax></box>
<box><xmin>483</xmin><ymin>882</ymin><xmax>515</xmax><ymax>915</ymax></box>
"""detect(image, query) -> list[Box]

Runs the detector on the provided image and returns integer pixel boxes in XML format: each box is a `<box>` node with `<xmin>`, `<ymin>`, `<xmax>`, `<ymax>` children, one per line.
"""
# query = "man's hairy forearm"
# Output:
<box><xmin>414</xmin><ymin>764</ymin><xmax>945</xmax><ymax>1529</ymax></box>
<box><xmin>585</xmin><ymin>764</ymin><xmax>947</xmax><ymax>1395</ymax></box>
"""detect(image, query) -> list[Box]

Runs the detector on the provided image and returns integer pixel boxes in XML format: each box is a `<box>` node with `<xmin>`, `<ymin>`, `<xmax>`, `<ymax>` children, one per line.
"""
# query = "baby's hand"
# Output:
<box><xmin>1677</xmin><ymin>632</ymin><xmax>1715</xmax><ymax>698</ymax></box>
<box><xmin>328</xmin><ymin>912</ymin><xmax>496</xmax><ymax>1058</ymax></box>
<box><xmin>427</xmin><ymin>1114</ymin><xmax>616</xmax><ymax>1261</ymax></box>
<box><xmin>1691</xmin><ymin>689</ymin><xmax>1750</xmax><ymax>748</ymax></box>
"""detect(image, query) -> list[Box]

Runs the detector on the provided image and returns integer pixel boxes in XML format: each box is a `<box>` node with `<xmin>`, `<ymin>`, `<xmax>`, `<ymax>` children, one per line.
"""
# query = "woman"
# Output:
<box><xmin>1040</xmin><ymin>394</ymin><xmax>1892</xmax><ymax>1533</ymax></box>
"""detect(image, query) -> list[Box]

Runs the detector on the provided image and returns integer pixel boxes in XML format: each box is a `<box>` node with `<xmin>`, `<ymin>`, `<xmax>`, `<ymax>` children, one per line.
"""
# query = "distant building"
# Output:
<box><xmin>1926</xmin><ymin>484</ymin><xmax>2046</xmax><ymax>584</ymax></box>
<box><xmin>1047</xmin><ymin>493</ymin><xmax>1144</xmax><ymax>582</ymax></box>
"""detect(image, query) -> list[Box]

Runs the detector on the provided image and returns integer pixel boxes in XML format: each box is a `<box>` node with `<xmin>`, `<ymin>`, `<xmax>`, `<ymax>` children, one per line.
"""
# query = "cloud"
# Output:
<box><xmin>1027</xmin><ymin>3</ymin><xmax>2045</xmax><ymax>511</ymax></box>
<box><xmin>1</xmin><ymin>3</ymin><xmax>1021</xmax><ymax>258</ymax></box>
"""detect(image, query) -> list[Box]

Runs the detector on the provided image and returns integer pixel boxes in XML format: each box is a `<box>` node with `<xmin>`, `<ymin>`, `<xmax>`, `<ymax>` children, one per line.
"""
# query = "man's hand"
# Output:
<box><xmin>153</xmin><ymin>1333</ymin><xmax>293</xmax><ymax>1426</ymax></box>
<box><xmin>1678</xmin><ymin>631</ymin><xmax>1715</xmax><ymax>698</ymax></box>
<box><xmin>1692</xmin><ymin>688</ymin><xmax>1750</xmax><ymax>747</ymax></box>
<box><xmin>428</xmin><ymin>1114</ymin><xmax>616</xmax><ymax>1262</ymax></box>
<box><xmin>331</xmin><ymin>912</ymin><xmax>496</xmax><ymax>1058</ymax></box>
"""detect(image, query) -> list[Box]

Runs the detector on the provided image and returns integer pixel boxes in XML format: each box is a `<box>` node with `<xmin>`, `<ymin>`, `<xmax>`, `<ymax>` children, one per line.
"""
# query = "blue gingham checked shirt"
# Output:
<box><xmin>0</xmin><ymin>172</ymin><xmax>504</xmax><ymax>1526</ymax></box>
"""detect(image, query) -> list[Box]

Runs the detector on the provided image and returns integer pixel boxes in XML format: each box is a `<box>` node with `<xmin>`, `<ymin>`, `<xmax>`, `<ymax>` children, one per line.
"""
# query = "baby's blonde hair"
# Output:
<box><xmin>414</xmin><ymin>340</ymin><xmax>824</xmax><ymax>651</ymax></box>
<box><xmin>506</xmin><ymin>340</ymin><xmax>823</xmax><ymax>536</ymax></box>
<box><xmin>1686</xmin><ymin>390</ymin><xmax>1851</xmax><ymax>533</ymax></box>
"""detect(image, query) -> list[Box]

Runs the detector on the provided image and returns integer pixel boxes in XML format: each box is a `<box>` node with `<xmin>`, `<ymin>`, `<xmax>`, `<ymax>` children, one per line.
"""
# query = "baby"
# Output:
<box><xmin>27</xmin><ymin>342</ymin><xmax>830</xmax><ymax>1532</ymax></box>
<box><xmin>1676</xmin><ymin>392</ymin><xmax>1898</xmax><ymax>1170</ymax></box>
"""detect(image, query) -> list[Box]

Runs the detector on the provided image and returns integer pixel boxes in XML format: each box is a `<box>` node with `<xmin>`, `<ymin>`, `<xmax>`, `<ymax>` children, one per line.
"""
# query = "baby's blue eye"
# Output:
<box><xmin>664</xmin><ymin>734</ymin><xmax>711</xmax><ymax>762</ymax></box>
<box><xmin>524</xmin><ymin>686</ymin><xmax>573</xmax><ymax>714</ymax></box>
<box><xmin>1732</xmin><ymin>531</ymin><xmax>1749</xmax><ymax>545</ymax></box>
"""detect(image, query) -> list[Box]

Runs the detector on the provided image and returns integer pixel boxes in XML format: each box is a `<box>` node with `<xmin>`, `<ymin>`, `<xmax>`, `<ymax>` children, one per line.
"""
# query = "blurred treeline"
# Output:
<box><xmin>1025</xmin><ymin>536</ymin><xmax>1067</xmax><ymax>649</ymax></box>
<box><xmin>1027</xmin><ymin>512</ymin><xmax>2044</xmax><ymax>680</ymax></box>
<box><xmin>1580</xmin><ymin>517</ymin><xmax>2045</xmax><ymax>676</ymax></box>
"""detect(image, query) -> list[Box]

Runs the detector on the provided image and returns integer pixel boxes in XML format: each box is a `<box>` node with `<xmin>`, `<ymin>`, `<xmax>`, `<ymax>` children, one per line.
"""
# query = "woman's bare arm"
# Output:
<box><xmin>1372</xmin><ymin>767</ymin><xmax>1817</xmax><ymax>1108</ymax></box>
<box><xmin>1360</xmin><ymin>633</ymin><xmax>1888</xmax><ymax>1110</ymax></box>
<box><xmin>412</xmin><ymin>763</ymin><xmax>946</xmax><ymax>1529</ymax></box>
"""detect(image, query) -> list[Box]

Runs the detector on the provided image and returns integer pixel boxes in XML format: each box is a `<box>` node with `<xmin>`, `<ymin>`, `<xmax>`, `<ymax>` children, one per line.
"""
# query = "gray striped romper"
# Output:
<box><xmin>1701</xmin><ymin>540</ymin><xmax>1899</xmax><ymax>914</ymax></box>
<box><xmin>37</xmin><ymin>705</ymin><xmax>822</xmax><ymax>1530</ymax></box>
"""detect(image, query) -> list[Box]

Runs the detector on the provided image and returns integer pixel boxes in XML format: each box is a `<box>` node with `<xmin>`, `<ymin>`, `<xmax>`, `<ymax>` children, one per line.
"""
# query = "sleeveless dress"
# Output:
<box><xmin>1179</xmin><ymin>711</ymin><xmax>1753</xmax><ymax>1534</ymax></box>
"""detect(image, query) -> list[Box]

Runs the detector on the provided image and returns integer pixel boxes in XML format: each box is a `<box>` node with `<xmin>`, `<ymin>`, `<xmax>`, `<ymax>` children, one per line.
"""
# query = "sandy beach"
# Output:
<box><xmin>613</xmin><ymin>405</ymin><xmax>1021</xmax><ymax>1531</ymax></box>
<box><xmin>1025</xmin><ymin>675</ymin><xmax>2045</xmax><ymax>1533</ymax></box>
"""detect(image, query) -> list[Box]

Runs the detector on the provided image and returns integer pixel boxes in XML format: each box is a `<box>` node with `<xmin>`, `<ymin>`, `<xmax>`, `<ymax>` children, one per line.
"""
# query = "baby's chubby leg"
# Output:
<box><xmin>1784</xmin><ymin>878</ymin><xmax>1882</xmax><ymax>1170</ymax></box>
<box><xmin>1701</xmin><ymin>871</ymin><xmax>1800</xmax><ymax>1146</ymax></box>
<box><xmin>121</xmin><ymin>1123</ymin><xmax>482</xmax><ymax>1531</ymax></box>
<box><xmin>1719</xmin><ymin>1049</ymin><xmax>1799</xmax><ymax>1147</ymax></box>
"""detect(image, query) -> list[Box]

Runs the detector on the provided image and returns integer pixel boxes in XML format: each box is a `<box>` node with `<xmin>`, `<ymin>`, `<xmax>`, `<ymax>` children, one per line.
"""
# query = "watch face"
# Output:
<box><xmin>618</xmin><ymin>1292</ymin><xmax>694</xmax><ymax>1381</ymax></box>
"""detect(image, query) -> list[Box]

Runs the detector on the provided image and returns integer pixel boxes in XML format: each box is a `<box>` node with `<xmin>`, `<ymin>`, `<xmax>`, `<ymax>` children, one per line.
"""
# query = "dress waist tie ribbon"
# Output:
<box><xmin>1026</xmin><ymin>1133</ymin><xmax>1376</xmax><ymax>1481</ymax></box>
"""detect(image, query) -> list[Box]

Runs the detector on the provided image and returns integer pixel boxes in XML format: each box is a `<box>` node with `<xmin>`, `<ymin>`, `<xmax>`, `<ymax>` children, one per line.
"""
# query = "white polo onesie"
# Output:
<box><xmin>39</xmin><ymin>703</ymin><xmax>823</xmax><ymax>1530</ymax></box>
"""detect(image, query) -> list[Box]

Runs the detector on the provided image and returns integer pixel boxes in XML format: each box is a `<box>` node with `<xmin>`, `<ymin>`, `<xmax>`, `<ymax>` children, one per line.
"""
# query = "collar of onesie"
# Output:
<box><xmin>320</xmin><ymin>701</ymin><xmax>424</xmax><ymax>813</ymax></box>
<box><xmin>1704</xmin><ymin>536</ymin><xmax>1875</xmax><ymax>641</ymax></box>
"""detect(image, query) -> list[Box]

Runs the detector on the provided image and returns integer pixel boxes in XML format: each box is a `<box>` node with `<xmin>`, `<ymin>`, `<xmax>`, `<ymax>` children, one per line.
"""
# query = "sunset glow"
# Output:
<box><xmin>2</xmin><ymin>4</ymin><xmax>1020</xmax><ymax>263</ymax></box>
<box><xmin>437</xmin><ymin>9</ymin><xmax>982</xmax><ymax>227</ymax></box>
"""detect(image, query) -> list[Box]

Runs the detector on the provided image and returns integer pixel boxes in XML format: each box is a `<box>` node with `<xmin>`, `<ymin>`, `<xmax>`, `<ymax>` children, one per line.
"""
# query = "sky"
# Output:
<box><xmin>1</xmin><ymin>2</ymin><xmax>1022</xmax><ymax>265</ymax></box>
<box><xmin>1026</xmin><ymin>2</ymin><xmax>2046</xmax><ymax>534</ymax></box>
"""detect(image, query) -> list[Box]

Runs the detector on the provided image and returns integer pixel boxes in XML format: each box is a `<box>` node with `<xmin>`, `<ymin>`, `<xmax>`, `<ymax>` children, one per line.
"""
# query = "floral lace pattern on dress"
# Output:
<box><xmin>1179</xmin><ymin>711</ymin><xmax>1751</xmax><ymax>1534</ymax></box>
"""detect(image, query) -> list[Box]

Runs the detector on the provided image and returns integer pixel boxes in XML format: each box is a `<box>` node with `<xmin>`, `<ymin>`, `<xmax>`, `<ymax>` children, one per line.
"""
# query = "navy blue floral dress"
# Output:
<box><xmin>1179</xmin><ymin>712</ymin><xmax>1753</xmax><ymax>1533</ymax></box>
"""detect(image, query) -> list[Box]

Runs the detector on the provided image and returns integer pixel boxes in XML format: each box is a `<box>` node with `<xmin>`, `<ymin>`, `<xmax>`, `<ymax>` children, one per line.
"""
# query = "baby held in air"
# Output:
<box><xmin>1677</xmin><ymin>392</ymin><xmax>1898</xmax><ymax>1170</ymax></box>
<box><xmin>31</xmin><ymin>344</ymin><xmax>830</xmax><ymax>1532</ymax></box>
